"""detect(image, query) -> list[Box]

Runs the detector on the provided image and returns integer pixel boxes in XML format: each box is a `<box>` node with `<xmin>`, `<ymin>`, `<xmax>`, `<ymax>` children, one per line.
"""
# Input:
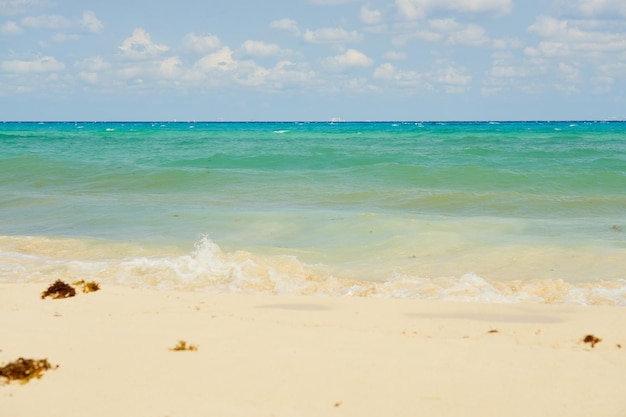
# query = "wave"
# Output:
<box><xmin>1</xmin><ymin>235</ymin><xmax>624</xmax><ymax>306</ymax></box>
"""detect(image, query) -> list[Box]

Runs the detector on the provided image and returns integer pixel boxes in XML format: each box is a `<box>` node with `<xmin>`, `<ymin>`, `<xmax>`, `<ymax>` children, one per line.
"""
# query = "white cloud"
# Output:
<box><xmin>525</xmin><ymin>42</ymin><xmax>570</xmax><ymax>58</ymax></box>
<box><xmin>484</xmin><ymin>52</ymin><xmax>547</xmax><ymax>92</ymax></box>
<box><xmin>89</xmin><ymin>50</ymin><xmax>317</xmax><ymax>93</ymax></box>
<box><xmin>396</xmin><ymin>0</ymin><xmax>513</xmax><ymax>20</ymax></box>
<box><xmin>21</xmin><ymin>14</ymin><xmax>71</xmax><ymax>29</ymax></box>
<box><xmin>527</xmin><ymin>16</ymin><xmax>626</xmax><ymax>55</ymax></box>
<box><xmin>75</xmin><ymin>56</ymin><xmax>110</xmax><ymax>72</ymax></box>
<box><xmin>119</xmin><ymin>28</ymin><xmax>169</xmax><ymax>59</ymax></box>
<box><xmin>360</xmin><ymin>6</ymin><xmax>382</xmax><ymax>25</ymax></box>
<box><xmin>1</xmin><ymin>55</ymin><xmax>65</xmax><ymax>73</ymax></box>
<box><xmin>488</xmin><ymin>63</ymin><xmax>531</xmax><ymax>78</ymax></box>
<box><xmin>324</xmin><ymin>48</ymin><xmax>373</xmax><ymax>70</ymax></box>
<box><xmin>411</xmin><ymin>19</ymin><xmax>490</xmax><ymax>46</ymax></box>
<box><xmin>193</xmin><ymin>47</ymin><xmax>237</xmax><ymax>72</ymax></box>
<box><xmin>270</xmin><ymin>18</ymin><xmax>300</xmax><ymax>36</ymax></box>
<box><xmin>490</xmin><ymin>65</ymin><xmax>525</xmax><ymax>78</ymax></box>
<box><xmin>0</xmin><ymin>0</ymin><xmax>50</xmax><ymax>16</ymax></box>
<box><xmin>373</xmin><ymin>62</ymin><xmax>427</xmax><ymax>89</ymax></box>
<box><xmin>527</xmin><ymin>16</ymin><xmax>568</xmax><ymax>38</ymax></box>
<box><xmin>414</xmin><ymin>30</ymin><xmax>442</xmax><ymax>42</ymax></box>
<box><xmin>235</xmin><ymin>64</ymin><xmax>270</xmax><ymax>87</ymax></box>
<box><xmin>429</xmin><ymin>18</ymin><xmax>460</xmax><ymax>32</ymax></box>
<box><xmin>0</xmin><ymin>20</ymin><xmax>22</xmax><ymax>34</ymax></box>
<box><xmin>116</xmin><ymin>65</ymin><xmax>143</xmax><ymax>81</ymax></box>
<box><xmin>267</xmin><ymin>61</ymin><xmax>316</xmax><ymax>87</ymax></box>
<box><xmin>213</xmin><ymin>59</ymin><xmax>315</xmax><ymax>90</ymax></box>
<box><xmin>373</xmin><ymin>63</ymin><xmax>399</xmax><ymax>79</ymax></box>
<box><xmin>385</xmin><ymin>51</ymin><xmax>408</xmax><ymax>60</ymax></box>
<box><xmin>15</xmin><ymin>10</ymin><xmax>102</xmax><ymax>34</ymax></box>
<box><xmin>395</xmin><ymin>0</ymin><xmax>425</xmax><ymax>19</ymax></box>
<box><xmin>570</xmin><ymin>0</ymin><xmax>626</xmax><ymax>17</ymax></box>
<box><xmin>492</xmin><ymin>37</ymin><xmax>523</xmax><ymax>49</ymax></box>
<box><xmin>446</xmin><ymin>23</ymin><xmax>489</xmax><ymax>46</ymax></box>
<box><xmin>81</xmin><ymin>11</ymin><xmax>103</xmax><ymax>33</ymax></box>
<box><xmin>78</xmin><ymin>71</ymin><xmax>98</xmax><ymax>83</ymax></box>
<box><xmin>236</xmin><ymin>61</ymin><xmax>300</xmax><ymax>89</ymax></box>
<box><xmin>558</xmin><ymin>62</ymin><xmax>581</xmax><ymax>82</ymax></box>
<box><xmin>427</xmin><ymin>65</ymin><xmax>472</xmax><ymax>89</ymax></box>
<box><xmin>52</xmin><ymin>33</ymin><xmax>79</xmax><ymax>43</ymax></box>
<box><xmin>239</xmin><ymin>40</ymin><xmax>286</xmax><ymax>57</ymax></box>
<box><xmin>180</xmin><ymin>53</ymin><xmax>316</xmax><ymax>91</ymax></box>
<box><xmin>598</xmin><ymin>62</ymin><xmax>626</xmax><ymax>79</ymax></box>
<box><xmin>158</xmin><ymin>56</ymin><xmax>182</xmax><ymax>78</ymax></box>
<box><xmin>183</xmin><ymin>32</ymin><xmax>221</xmax><ymax>54</ymax></box>
<box><xmin>303</xmin><ymin>27</ymin><xmax>362</xmax><ymax>44</ymax></box>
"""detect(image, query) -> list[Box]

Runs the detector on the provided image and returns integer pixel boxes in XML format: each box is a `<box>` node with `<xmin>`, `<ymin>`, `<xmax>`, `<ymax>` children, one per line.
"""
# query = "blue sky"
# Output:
<box><xmin>2</xmin><ymin>0</ymin><xmax>626</xmax><ymax>121</ymax></box>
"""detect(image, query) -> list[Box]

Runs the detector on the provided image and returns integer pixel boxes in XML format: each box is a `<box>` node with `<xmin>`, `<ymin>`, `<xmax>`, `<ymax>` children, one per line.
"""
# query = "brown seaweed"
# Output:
<box><xmin>73</xmin><ymin>280</ymin><xmax>101</xmax><ymax>293</ymax></box>
<box><xmin>41</xmin><ymin>280</ymin><xmax>76</xmax><ymax>299</ymax></box>
<box><xmin>583</xmin><ymin>334</ymin><xmax>602</xmax><ymax>348</ymax></box>
<box><xmin>0</xmin><ymin>358</ymin><xmax>57</xmax><ymax>384</ymax></box>
<box><xmin>169</xmin><ymin>340</ymin><xmax>198</xmax><ymax>351</ymax></box>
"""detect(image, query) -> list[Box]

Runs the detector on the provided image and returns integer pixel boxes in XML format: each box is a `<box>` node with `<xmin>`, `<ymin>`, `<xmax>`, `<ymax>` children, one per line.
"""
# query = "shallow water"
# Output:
<box><xmin>1</xmin><ymin>121</ymin><xmax>625</xmax><ymax>304</ymax></box>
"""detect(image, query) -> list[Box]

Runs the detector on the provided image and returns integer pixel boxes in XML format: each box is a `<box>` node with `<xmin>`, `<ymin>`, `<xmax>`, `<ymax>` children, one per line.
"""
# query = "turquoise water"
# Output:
<box><xmin>1</xmin><ymin>121</ymin><xmax>625</xmax><ymax>304</ymax></box>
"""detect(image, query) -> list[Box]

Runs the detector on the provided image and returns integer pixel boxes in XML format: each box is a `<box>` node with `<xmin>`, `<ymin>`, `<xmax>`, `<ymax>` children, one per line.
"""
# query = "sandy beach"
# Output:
<box><xmin>1</xmin><ymin>282</ymin><xmax>625</xmax><ymax>417</ymax></box>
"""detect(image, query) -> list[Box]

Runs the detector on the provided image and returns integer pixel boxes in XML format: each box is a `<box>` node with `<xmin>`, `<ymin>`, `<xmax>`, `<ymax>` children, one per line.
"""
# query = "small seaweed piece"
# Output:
<box><xmin>169</xmin><ymin>340</ymin><xmax>198</xmax><ymax>351</ymax></box>
<box><xmin>0</xmin><ymin>358</ymin><xmax>57</xmax><ymax>384</ymax></box>
<box><xmin>41</xmin><ymin>280</ymin><xmax>76</xmax><ymax>299</ymax></box>
<box><xmin>73</xmin><ymin>280</ymin><xmax>100</xmax><ymax>293</ymax></box>
<box><xmin>583</xmin><ymin>334</ymin><xmax>602</xmax><ymax>348</ymax></box>
<box><xmin>82</xmin><ymin>281</ymin><xmax>100</xmax><ymax>293</ymax></box>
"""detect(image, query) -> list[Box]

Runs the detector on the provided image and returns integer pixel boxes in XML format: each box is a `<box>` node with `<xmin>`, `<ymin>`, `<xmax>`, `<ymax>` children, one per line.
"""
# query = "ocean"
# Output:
<box><xmin>1</xmin><ymin>121</ymin><xmax>625</xmax><ymax>304</ymax></box>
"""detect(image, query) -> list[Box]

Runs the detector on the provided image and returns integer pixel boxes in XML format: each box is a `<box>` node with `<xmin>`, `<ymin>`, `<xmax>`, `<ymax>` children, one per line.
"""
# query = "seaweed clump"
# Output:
<box><xmin>41</xmin><ymin>280</ymin><xmax>101</xmax><ymax>299</ymax></box>
<box><xmin>0</xmin><ymin>358</ymin><xmax>57</xmax><ymax>384</ymax></box>
<box><xmin>73</xmin><ymin>280</ymin><xmax>100</xmax><ymax>293</ymax></box>
<box><xmin>169</xmin><ymin>340</ymin><xmax>198</xmax><ymax>352</ymax></box>
<box><xmin>41</xmin><ymin>280</ymin><xmax>76</xmax><ymax>299</ymax></box>
<box><xmin>583</xmin><ymin>334</ymin><xmax>602</xmax><ymax>348</ymax></box>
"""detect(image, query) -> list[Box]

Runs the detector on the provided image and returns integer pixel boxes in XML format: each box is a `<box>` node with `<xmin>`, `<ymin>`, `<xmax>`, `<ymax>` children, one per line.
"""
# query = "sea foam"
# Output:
<box><xmin>1</xmin><ymin>235</ymin><xmax>624</xmax><ymax>306</ymax></box>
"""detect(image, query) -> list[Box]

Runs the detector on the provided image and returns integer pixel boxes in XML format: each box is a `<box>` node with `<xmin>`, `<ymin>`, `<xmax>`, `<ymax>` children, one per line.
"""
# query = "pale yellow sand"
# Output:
<box><xmin>1</xmin><ymin>283</ymin><xmax>625</xmax><ymax>417</ymax></box>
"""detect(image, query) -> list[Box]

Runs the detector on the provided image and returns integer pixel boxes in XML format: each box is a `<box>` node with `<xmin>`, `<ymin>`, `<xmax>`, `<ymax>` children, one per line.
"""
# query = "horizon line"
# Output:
<box><xmin>2</xmin><ymin>119</ymin><xmax>625</xmax><ymax>124</ymax></box>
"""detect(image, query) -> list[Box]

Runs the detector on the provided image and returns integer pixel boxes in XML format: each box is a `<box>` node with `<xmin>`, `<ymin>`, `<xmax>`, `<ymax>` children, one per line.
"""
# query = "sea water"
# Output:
<box><xmin>1</xmin><ymin>121</ymin><xmax>625</xmax><ymax>304</ymax></box>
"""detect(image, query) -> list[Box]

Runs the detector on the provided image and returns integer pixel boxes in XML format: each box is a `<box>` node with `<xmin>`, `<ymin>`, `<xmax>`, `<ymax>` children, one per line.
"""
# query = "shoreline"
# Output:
<box><xmin>1</xmin><ymin>283</ymin><xmax>625</xmax><ymax>416</ymax></box>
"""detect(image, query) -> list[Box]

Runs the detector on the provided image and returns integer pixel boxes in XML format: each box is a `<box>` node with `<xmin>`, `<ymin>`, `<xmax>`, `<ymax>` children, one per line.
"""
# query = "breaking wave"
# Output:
<box><xmin>1</xmin><ymin>235</ymin><xmax>624</xmax><ymax>306</ymax></box>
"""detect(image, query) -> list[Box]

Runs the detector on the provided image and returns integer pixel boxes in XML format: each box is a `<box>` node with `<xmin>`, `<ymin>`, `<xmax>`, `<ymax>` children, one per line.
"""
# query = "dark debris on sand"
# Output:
<box><xmin>73</xmin><ymin>280</ymin><xmax>101</xmax><ymax>293</ymax></box>
<box><xmin>41</xmin><ymin>280</ymin><xmax>76</xmax><ymax>299</ymax></box>
<box><xmin>169</xmin><ymin>340</ymin><xmax>198</xmax><ymax>351</ymax></box>
<box><xmin>41</xmin><ymin>279</ymin><xmax>101</xmax><ymax>299</ymax></box>
<box><xmin>0</xmin><ymin>358</ymin><xmax>57</xmax><ymax>384</ymax></box>
<box><xmin>583</xmin><ymin>334</ymin><xmax>602</xmax><ymax>348</ymax></box>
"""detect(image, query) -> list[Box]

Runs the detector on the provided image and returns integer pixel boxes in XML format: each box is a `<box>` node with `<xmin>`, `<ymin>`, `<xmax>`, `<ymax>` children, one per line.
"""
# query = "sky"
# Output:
<box><xmin>1</xmin><ymin>0</ymin><xmax>626</xmax><ymax>121</ymax></box>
